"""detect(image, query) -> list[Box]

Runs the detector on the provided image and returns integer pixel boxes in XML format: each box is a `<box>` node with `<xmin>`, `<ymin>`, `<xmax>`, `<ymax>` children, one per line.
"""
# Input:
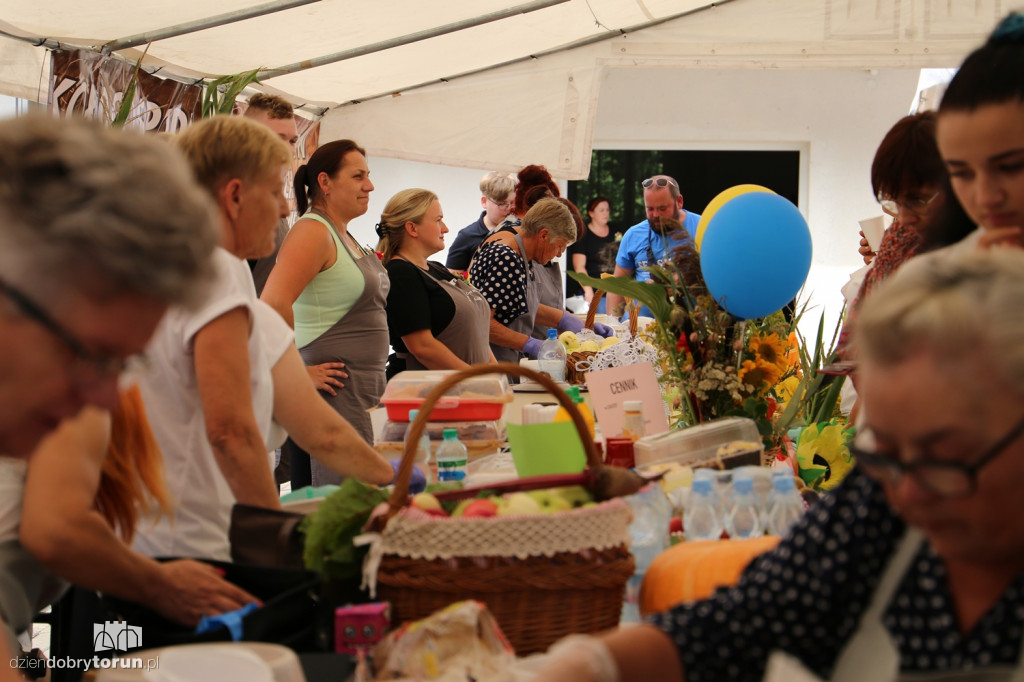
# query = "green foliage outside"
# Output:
<box><xmin>567</xmin><ymin>150</ymin><xmax>665</xmax><ymax>229</ymax></box>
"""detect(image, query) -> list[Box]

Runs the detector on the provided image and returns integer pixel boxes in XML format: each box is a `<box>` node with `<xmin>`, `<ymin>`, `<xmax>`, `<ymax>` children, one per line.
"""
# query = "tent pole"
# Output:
<box><xmin>100</xmin><ymin>0</ymin><xmax>323</xmax><ymax>54</ymax></box>
<box><xmin>259</xmin><ymin>0</ymin><xmax>569</xmax><ymax>80</ymax></box>
<box><xmin>330</xmin><ymin>0</ymin><xmax>738</xmax><ymax>107</ymax></box>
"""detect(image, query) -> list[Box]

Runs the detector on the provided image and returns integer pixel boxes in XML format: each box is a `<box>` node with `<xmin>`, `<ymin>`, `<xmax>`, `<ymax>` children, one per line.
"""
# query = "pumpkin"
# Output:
<box><xmin>639</xmin><ymin>536</ymin><xmax>780</xmax><ymax>617</ymax></box>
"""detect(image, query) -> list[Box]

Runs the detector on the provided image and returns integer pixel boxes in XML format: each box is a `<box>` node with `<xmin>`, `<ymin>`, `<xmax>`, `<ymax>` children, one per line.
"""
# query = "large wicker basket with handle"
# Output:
<box><xmin>373</xmin><ymin>363</ymin><xmax>635</xmax><ymax>654</ymax></box>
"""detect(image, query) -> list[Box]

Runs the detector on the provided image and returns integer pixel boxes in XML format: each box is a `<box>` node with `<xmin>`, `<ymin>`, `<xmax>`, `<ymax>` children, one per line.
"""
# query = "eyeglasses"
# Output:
<box><xmin>487</xmin><ymin>197</ymin><xmax>514</xmax><ymax>211</ymax></box>
<box><xmin>642</xmin><ymin>177</ymin><xmax>678</xmax><ymax>190</ymax></box>
<box><xmin>851</xmin><ymin>413</ymin><xmax>1024</xmax><ymax>497</ymax></box>
<box><xmin>0</xmin><ymin>278</ymin><xmax>141</xmax><ymax>389</ymax></box>
<box><xmin>877</xmin><ymin>191</ymin><xmax>940</xmax><ymax>218</ymax></box>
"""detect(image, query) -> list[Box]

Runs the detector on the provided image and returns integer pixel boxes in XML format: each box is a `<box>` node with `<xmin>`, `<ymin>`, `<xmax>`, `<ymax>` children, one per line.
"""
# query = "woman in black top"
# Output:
<box><xmin>567</xmin><ymin>196</ymin><xmax>618</xmax><ymax>312</ymax></box>
<box><xmin>378</xmin><ymin>189</ymin><xmax>493</xmax><ymax>371</ymax></box>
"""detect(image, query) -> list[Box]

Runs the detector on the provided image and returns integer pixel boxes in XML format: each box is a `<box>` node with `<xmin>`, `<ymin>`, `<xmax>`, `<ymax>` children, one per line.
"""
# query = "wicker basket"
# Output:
<box><xmin>566</xmin><ymin>296</ymin><xmax>641</xmax><ymax>386</ymax></box>
<box><xmin>375</xmin><ymin>363</ymin><xmax>635</xmax><ymax>654</ymax></box>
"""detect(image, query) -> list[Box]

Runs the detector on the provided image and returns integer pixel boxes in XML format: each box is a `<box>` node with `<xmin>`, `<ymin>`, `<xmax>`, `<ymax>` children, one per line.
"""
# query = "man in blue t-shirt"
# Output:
<box><xmin>607</xmin><ymin>175</ymin><xmax>701</xmax><ymax>319</ymax></box>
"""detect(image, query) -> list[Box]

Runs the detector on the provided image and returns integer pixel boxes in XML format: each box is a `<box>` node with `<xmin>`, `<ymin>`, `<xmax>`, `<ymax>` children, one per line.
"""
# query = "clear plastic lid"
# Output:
<box><xmin>381</xmin><ymin>370</ymin><xmax>512</xmax><ymax>404</ymax></box>
<box><xmin>634</xmin><ymin>416</ymin><xmax>764</xmax><ymax>468</ymax></box>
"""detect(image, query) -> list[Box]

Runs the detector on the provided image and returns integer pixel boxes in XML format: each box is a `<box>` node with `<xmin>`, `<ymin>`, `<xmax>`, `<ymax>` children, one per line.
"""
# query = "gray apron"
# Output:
<box><xmin>299</xmin><ymin>216</ymin><xmax>390</xmax><ymax>485</ymax></box>
<box><xmin>490</xmin><ymin>231</ymin><xmax>539</xmax><ymax>368</ymax></box>
<box><xmin>398</xmin><ymin>266</ymin><xmax>492</xmax><ymax>371</ymax></box>
<box><xmin>531</xmin><ymin>260</ymin><xmax>564</xmax><ymax>340</ymax></box>
<box><xmin>766</xmin><ymin>528</ymin><xmax>1024</xmax><ymax>681</ymax></box>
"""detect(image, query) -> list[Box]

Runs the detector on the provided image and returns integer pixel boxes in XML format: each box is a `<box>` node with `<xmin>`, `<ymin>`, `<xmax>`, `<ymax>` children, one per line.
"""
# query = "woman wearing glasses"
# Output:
<box><xmin>444</xmin><ymin>172</ymin><xmax>517</xmax><ymax>272</ymax></box>
<box><xmin>534</xmin><ymin>248</ymin><xmax>1024</xmax><ymax>681</ymax></box>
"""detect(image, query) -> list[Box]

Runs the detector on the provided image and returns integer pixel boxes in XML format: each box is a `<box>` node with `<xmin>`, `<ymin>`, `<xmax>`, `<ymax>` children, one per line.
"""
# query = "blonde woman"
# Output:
<box><xmin>378</xmin><ymin>189</ymin><xmax>493</xmax><ymax>372</ymax></box>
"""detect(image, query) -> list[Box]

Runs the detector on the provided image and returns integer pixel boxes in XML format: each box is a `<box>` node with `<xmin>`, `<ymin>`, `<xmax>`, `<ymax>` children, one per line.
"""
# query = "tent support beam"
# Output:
<box><xmin>331</xmin><ymin>0</ymin><xmax>738</xmax><ymax>107</ymax></box>
<box><xmin>101</xmin><ymin>0</ymin><xmax>324</xmax><ymax>54</ymax></box>
<box><xmin>259</xmin><ymin>0</ymin><xmax>569</xmax><ymax>80</ymax></box>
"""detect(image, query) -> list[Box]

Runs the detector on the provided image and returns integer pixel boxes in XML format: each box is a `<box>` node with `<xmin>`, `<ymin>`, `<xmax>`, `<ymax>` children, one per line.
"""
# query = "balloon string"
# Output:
<box><xmin>734</xmin><ymin>319</ymin><xmax>747</xmax><ymax>373</ymax></box>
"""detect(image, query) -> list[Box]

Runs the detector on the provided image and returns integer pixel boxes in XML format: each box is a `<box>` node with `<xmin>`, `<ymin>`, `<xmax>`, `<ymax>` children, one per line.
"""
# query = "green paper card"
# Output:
<box><xmin>507</xmin><ymin>421</ymin><xmax>587</xmax><ymax>477</ymax></box>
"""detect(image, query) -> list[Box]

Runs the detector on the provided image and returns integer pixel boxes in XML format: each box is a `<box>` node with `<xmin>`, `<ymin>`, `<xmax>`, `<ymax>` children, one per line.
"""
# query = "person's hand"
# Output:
<box><xmin>151</xmin><ymin>560</ymin><xmax>259</xmax><ymax>627</ymax></box>
<box><xmin>593</xmin><ymin>322</ymin><xmax>615</xmax><ymax>338</ymax></box>
<box><xmin>522</xmin><ymin>337</ymin><xmax>543</xmax><ymax>358</ymax></box>
<box><xmin>858</xmin><ymin>231</ymin><xmax>875</xmax><ymax>265</ymax></box>
<box><xmin>583</xmin><ymin>286</ymin><xmax>594</xmax><ymax>303</ymax></box>
<box><xmin>389</xmin><ymin>460</ymin><xmax>427</xmax><ymax>494</ymax></box>
<box><xmin>977</xmin><ymin>226</ymin><xmax>1023</xmax><ymax>250</ymax></box>
<box><xmin>557</xmin><ymin>311</ymin><xmax>585</xmax><ymax>334</ymax></box>
<box><xmin>307</xmin><ymin>362</ymin><xmax>348</xmax><ymax>396</ymax></box>
<box><xmin>532</xmin><ymin>635</ymin><xmax>620</xmax><ymax>682</ymax></box>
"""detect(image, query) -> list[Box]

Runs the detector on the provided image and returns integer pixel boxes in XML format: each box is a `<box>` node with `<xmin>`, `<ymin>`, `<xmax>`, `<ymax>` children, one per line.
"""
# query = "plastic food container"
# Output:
<box><xmin>380</xmin><ymin>370</ymin><xmax>512</xmax><ymax>421</ymax></box>
<box><xmin>633</xmin><ymin>416</ymin><xmax>764</xmax><ymax>469</ymax></box>
<box><xmin>375</xmin><ymin>419</ymin><xmax>505</xmax><ymax>459</ymax></box>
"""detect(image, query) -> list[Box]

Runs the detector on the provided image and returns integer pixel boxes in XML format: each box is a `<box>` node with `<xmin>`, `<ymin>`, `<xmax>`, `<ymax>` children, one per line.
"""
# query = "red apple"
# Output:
<box><xmin>461</xmin><ymin>498</ymin><xmax>499</xmax><ymax>518</ymax></box>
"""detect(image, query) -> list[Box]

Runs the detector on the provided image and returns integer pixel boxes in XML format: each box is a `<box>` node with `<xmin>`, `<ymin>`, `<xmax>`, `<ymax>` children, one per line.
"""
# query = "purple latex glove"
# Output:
<box><xmin>557</xmin><ymin>311</ymin><xmax>585</xmax><ymax>334</ymax></box>
<box><xmin>593</xmin><ymin>322</ymin><xmax>615</xmax><ymax>338</ymax></box>
<box><xmin>522</xmin><ymin>336</ymin><xmax>543</xmax><ymax>358</ymax></box>
<box><xmin>389</xmin><ymin>460</ymin><xmax>427</xmax><ymax>494</ymax></box>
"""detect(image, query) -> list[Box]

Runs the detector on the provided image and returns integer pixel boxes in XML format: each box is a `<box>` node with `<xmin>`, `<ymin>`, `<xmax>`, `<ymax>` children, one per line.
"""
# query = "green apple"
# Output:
<box><xmin>497</xmin><ymin>492</ymin><xmax>543</xmax><ymax>516</ymax></box>
<box><xmin>552</xmin><ymin>485</ymin><xmax>593</xmax><ymax>508</ymax></box>
<box><xmin>526</xmin><ymin>489</ymin><xmax>572</xmax><ymax>514</ymax></box>
<box><xmin>451</xmin><ymin>499</ymin><xmax>475</xmax><ymax>518</ymax></box>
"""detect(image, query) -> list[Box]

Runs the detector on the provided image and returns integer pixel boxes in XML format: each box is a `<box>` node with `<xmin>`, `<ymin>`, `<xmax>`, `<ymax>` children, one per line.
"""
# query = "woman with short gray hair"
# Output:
<box><xmin>469</xmin><ymin>197</ymin><xmax>611</xmax><ymax>367</ymax></box>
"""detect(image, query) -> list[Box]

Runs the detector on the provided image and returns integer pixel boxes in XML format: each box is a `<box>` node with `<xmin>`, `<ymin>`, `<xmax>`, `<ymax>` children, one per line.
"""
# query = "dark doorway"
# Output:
<box><xmin>567</xmin><ymin>149</ymin><xmax>801</xmax><ymax>233</ymax></box>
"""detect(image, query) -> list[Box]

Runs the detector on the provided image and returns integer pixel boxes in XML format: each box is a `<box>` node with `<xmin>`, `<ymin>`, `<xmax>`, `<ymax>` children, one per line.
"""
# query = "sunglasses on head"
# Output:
<box><xmin>642</xmin><ymin>177</ymin><xmax>678</xmax><ymax>190</ymax></box>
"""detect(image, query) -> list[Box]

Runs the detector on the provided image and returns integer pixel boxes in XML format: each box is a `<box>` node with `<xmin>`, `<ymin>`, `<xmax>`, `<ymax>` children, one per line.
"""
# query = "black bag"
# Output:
<box><xmin>229</xmin><ymin>503</ymin><xmax>306</xmax><ymax>569</ymax></box>
<box><xmin>100</xmin><ymin>560</ymin><xmax>324</xmax><ymax>652</ymax></box>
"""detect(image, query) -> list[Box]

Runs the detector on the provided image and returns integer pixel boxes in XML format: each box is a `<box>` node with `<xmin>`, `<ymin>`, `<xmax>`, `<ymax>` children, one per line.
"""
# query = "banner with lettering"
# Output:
<box><xmin>50</xmin><ymin>49</ymin><xmax>202</xmax><ymax>133</ymax></box>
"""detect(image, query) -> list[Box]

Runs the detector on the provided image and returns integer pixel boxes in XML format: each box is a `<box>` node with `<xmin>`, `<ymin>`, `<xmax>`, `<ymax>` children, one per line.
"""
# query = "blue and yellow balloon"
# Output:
<box><xmin>699</xmin><ymin>192</ymin><xmax>812</xmax><ymax>320</ymax></box>
<box><xmin>695</xmin><ymin>184</ymin><xmax>774</xmax><ymax>252</ymax></box>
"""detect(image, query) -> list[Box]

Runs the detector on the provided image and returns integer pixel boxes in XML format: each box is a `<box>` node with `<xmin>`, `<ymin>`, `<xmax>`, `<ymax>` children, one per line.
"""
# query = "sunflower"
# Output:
<box><xmin>738</xmin><ymin>358</ymin><xmax>782</xmax><ymax>391</ymax></box>
<box><xmin>748</xmin><ymin>333</ymin><xmax>789</xmax><ymax>374</ymax></box>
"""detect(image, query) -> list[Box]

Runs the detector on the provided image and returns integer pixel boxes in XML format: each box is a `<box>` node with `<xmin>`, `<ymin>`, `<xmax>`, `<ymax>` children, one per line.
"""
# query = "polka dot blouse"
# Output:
<box><xmin>468</xmin><ymin>240</ymin><xmax>529</xmax><ymax>326</ymax></box>
<box><xmin>648</xmin><ymin>468</ymin><xmax>1024</xmax><ymax>680</ymax></box>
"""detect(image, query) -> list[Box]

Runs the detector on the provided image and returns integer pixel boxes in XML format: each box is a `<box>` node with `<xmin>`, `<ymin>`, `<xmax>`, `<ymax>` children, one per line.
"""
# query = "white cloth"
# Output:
<box><xmin>132</xmin><ymin>249</ymin><xmax>288</xmax><ymax>561</ymax></box>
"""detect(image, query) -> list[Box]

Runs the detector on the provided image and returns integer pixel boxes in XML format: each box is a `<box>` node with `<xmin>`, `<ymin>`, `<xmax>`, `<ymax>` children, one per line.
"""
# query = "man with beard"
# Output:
<box><xmin>607</xmin><ymin>175</ymin><xmax>701</xmax><ymax>319</ymax></box>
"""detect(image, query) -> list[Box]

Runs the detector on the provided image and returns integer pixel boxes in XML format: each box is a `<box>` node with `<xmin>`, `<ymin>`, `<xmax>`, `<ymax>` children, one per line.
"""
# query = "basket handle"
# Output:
<box><xmin>386</xmin><ymin>362</ymin><xmax>601</xmax><ymax>515</ymax></box>
<box><xmin>583</xmin><ymin>290</ymin><xmax>606</xmax><ymax>330</ymax></box>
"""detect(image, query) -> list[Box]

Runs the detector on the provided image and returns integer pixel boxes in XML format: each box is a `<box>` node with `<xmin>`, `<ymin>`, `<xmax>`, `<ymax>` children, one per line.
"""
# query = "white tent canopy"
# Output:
<box><xmin>0</xmin><ymin>0</ymin><xmax>1014</xmax><ymax>177</ymax></box>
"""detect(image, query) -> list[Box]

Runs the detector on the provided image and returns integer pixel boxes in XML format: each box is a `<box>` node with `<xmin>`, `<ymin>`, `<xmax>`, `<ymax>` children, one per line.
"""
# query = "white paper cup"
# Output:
<box><xmin>859</xmin><ymin>216</ymin><xmax>886</xmax><ymax>252</ymax></box>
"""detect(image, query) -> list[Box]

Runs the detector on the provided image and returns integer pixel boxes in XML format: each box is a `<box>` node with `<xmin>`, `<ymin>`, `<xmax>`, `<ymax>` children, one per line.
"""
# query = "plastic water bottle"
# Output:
<box><xmin>406</xmin><ymin>410</ymin><xmax>433</xmax><ymax>485</ymax></box>
<box><xmin>435</xmin><ymin>428</ymin><xmax>468</xmax><ymax>483</ymax></box>
<box><xmin>725</xmin><ymin>475</ymin><xmax>763</xmax><ymax>539</ymax></box>
<box><xmin>537</xmin><ymin>328</ymin><xmax>567</xmax><ymax>382</ymax></box>
<box><xmin>684</xmin><ymin>476</ymin><xmax>723</xmax><ymax>541</ymax></box>
<box><xmin>621</xmin><ymin>484</ymin><xmax>672</xmax><ymax>623</ymax></box>
<box><xmin>767</xmin><ymin>473</ymin><xmax>806</xmax><ymax>537</ymax></box>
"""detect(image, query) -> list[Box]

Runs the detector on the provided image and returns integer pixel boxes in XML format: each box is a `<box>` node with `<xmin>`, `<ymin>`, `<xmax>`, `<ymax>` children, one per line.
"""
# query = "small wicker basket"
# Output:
<box><xmin>566</xmin><ymin>295</ymin><xmax>641</xmax><ymax>385</ymax></box>
<box><xmin>375</xmin><ymin>363</ymin><xmax>635</xmax><ymax>654</ymax></box>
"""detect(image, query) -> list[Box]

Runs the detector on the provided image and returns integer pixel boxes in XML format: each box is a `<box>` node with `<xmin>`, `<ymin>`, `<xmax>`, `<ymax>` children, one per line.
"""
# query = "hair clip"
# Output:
<box><xmin>374</xmin><ymin>222</ymin><xmax>384</xmax><ymax>239</ymax></box>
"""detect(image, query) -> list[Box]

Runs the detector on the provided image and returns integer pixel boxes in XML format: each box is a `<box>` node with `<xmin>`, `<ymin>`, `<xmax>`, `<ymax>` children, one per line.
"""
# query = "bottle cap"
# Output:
<box><xmin>547</xmin><ymin>328</ymin><xmax>557</xmax><ymax>339</ymax></box>
<box><xmin>692</xmin><ymin>478</ymin><xmax>713</xmax><ymax>495</ymax></box>
<box><xmin>623</xmin><ymin>400</ymin><xmax>643</xmax><ymax>412</ymax></box>
<box><xmin>566</xmin><ymin>385</ymin><xmax>583</xmax><ymax>403</ymax></box>
<box><xmin>442</xmin><ymin>428</ymin><xmax>458</xmax><ymax>439</ymax></box>
<box><xmin>734</xmin><ymin>477</ymin><xmax>754</xmax><ymax>495</ymax></box>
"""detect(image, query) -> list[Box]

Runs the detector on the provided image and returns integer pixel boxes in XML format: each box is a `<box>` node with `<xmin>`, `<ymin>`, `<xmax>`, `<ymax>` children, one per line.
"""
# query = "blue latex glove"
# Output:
<box><xmin>593</xmin><ymin>322</ymin><xmax>615</xmax><ymax>338</ymax></box>
<box><xmin>389</xmin><ymin>460</ymin><xmax>427</xmax><ymax>494</ymax></box>
<box><xmin>557</xmin><ymin>311</ymin><xmax>584</xmax><ymax>334</ymax></box>
<box><xmin>195</xmin><ymin>602</ymin><xmax>260</xmax><ymax>641</ymax></box>
<box><xmin>522</xmin><ymin>336</ymin><xmax>543</xmax><ymax>358</ymax></box>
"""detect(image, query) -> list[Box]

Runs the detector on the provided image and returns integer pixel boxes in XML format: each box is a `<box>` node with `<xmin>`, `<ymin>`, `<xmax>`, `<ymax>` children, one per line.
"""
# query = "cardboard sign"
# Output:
<box><xmin>585</xmin><ymin>363</ymin><xmax>669</xmax><ymax>438</ymax></box>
